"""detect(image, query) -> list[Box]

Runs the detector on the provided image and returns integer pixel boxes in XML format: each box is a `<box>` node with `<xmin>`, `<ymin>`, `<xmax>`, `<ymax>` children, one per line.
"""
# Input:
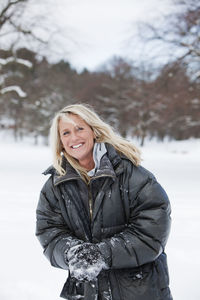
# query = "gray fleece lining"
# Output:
<box><xmin>87</xmin><ymin>143</ymin><xmax>107</xmax><ymax>177</ymax></box>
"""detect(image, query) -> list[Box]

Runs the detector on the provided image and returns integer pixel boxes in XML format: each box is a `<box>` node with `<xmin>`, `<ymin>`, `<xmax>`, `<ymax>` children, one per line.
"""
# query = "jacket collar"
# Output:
<box><xmin>43</xmin><ymin>143</ymin><xmax>124</xmax><ymax>186</ymax></box>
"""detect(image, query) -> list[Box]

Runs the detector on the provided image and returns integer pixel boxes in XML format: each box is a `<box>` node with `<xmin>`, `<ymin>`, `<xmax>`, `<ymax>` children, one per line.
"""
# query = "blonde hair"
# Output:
<box><xmin>50</xmin><ymin>104</ymin><xmax>141</xmax><ymax>183</ymax></box>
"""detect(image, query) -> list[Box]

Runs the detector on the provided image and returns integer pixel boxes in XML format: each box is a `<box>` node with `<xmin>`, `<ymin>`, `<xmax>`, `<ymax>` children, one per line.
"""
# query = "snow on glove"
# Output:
<box><xmin>67</xmin><ymin>243</ymin><xmax>109</xmax><ymax>281</ymax></box>
<box><xmin>63</xmin><ymin>238</ymin><xmax>84</xmax><ymax>268</ymax></box>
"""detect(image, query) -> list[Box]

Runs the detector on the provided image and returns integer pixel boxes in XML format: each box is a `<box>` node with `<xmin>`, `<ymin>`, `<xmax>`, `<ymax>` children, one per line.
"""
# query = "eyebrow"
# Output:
<box><xmin>60</xmin><ymin>128</ymin><xmax>70</xmax><ymax>133</ymax></box>
<box><xmin>60</xmin><ymin>124</ymin><xmax>83</xmax><ymax>133</ymax></box>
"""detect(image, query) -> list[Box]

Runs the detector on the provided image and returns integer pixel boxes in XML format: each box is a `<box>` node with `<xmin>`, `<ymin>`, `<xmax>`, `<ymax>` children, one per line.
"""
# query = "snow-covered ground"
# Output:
<box><xmin>0</xmin><ymin>136</ymin><xmax>199</xmax><ymax>300</ymax></box>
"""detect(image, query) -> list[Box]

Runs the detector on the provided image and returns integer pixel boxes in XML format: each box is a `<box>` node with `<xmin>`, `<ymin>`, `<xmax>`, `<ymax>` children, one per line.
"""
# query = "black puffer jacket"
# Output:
<box><xmin>36</xmin><ymin>144</ymin><xmax>173</xmax><ymax>300</ymax></box>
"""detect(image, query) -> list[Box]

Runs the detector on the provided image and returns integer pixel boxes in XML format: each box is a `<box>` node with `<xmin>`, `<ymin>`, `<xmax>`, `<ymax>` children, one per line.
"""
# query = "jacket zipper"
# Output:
<box><xmin>88</xmin><ymin>174</ymin><xmax>115</xmax><ymax>220</ymax></box>
<box><xmin>88</xmin><ymin>185</ymin><xmax>93</xmax><ymax>221</ymax></box>
<box><xmin>88</xmin><ymin>174</ymin><xmax>115</xmax><ymax>221</ymax></box>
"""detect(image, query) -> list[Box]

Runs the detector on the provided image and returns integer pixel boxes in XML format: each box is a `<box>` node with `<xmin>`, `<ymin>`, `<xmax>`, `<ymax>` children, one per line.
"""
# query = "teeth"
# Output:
<box><xmin>72</xmin><ymin>143</ymin><xmax>82</xmax><ymax>149</ymax></box>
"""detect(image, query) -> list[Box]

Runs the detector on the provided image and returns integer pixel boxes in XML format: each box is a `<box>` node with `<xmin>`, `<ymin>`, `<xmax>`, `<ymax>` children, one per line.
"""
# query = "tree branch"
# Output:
<box><xmin>0</xmin><ymin>0</ymin><xmax>26</xmax><ymax>20</ymax></box>
<box><xmin>0</xmin><ymin>0</ymin><xmax>27</xmax><ymax>31</ymax></box>
<box><xmin>8</xmin><ymin>18</ymin><xmax>47</xmax><ymax>44</ymax></box>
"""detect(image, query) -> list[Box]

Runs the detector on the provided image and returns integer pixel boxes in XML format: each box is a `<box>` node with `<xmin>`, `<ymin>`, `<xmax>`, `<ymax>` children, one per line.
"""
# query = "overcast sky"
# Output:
<box><xmin>5</xmin><ymin>0</ymin><xmax>180</xmax><ymax>71</ymax></box>
<box><xmin>49</xmin><ymin>0</ymin><xmax>179</xmax><ymax>70</ymax></box>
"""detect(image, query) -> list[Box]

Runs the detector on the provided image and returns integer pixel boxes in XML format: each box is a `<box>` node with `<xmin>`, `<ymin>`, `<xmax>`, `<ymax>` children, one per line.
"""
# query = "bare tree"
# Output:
<box><xmin>0</xmin><ymin>0</ymin><xmax>46</xmax><ymax>105</ymax></box>
<box><xmin>0</xmin><ymin>0</ymin><xmax>46</xmax><ymax>46</ymax></box>
<box><xmin>0</xmin><ymin>0</ymin><xmax>26</xmax><ymax>30</ymax></box>
<box><xmin>153</xmin><ymin>60</ymin><xmax>200</xmax><ymax>139</ymax></box>
<box><xmin>135</xmin><ymin>0</ymin><xmax>200</xmax><ymax>80</ymax></box>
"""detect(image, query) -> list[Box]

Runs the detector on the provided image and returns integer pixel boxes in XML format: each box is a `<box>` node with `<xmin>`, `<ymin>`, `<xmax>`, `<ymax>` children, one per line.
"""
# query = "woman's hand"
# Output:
<box><xmin>67</xmin><ymin>243</ymin><xmax>108</xmax><ymax>281</ymax></box>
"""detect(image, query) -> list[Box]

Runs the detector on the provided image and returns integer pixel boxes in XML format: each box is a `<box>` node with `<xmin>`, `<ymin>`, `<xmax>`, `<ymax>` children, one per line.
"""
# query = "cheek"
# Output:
<box><xmin>60</xmin><ymin>136</ymin><xmax>65</xmax><ymax>146</ymax></box>
<box><xmin>88</xmin><ymin>135</ymin><xmax>95</xmax><ymax>146</ymax></box>
<box><xmin>60</xmin><ymin>137</ymin><xmax>69</xmax><ymax>149</ymax></box>
<box><xmin>87</xmin><ymin>130</ymin><xmax>95</xmax><ymax>143</ymax></box>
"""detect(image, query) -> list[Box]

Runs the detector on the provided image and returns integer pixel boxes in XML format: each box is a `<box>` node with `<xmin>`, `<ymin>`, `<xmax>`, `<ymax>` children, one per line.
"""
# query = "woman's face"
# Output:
<box><xmin>59</xmin><ymin>114</ymin><xmax>95</xmax><ymax>169</ymax></box>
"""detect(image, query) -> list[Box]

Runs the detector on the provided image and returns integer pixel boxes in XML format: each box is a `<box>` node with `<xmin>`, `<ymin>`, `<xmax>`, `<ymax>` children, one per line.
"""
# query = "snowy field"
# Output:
<box><xmin>0</xmin><ymin>135</ymin><xmax>200</xmax><ymax>300</ymax></box>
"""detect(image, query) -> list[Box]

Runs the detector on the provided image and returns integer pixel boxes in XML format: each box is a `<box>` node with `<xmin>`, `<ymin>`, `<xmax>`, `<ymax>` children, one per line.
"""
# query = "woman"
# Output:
<box><xmin>36</xmin><ymin>104</ymin><xmax>173</xmax><ymax>300</ymax></box>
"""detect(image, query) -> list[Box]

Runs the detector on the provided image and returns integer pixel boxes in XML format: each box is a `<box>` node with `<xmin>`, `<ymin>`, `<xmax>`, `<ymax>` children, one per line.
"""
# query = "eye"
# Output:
<box><xmin>63</xmin><ymin>131</ymin><xmax>70</xmax><ymax>136</ymax></box>
<box><xmin>77</xmin><ymin>127</ymin><xmax>84</xmax><ymax>131</ymax></box>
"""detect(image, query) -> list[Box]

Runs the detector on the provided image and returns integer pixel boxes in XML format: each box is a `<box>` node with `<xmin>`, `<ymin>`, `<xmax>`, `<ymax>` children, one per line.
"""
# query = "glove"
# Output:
<box><xmin>63</xmin><ymin>238</ymin><xmax>84</xmax><ymax>268</ymax></box>
<box><xmin>67</xmin><ymin>243</ymin><xmax>109</xmax><ymax>281</ymax></box>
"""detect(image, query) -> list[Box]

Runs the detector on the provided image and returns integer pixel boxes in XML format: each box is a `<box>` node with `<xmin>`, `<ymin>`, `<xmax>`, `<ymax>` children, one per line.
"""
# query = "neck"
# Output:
<box><xmin>79</xmin><ymin>158</ymin><xmax>95</xmax><ymax>171</ymax></box>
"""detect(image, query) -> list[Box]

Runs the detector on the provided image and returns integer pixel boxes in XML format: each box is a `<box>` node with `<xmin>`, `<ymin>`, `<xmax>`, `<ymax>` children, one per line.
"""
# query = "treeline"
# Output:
<box><xmin>0</xmin><ymin>47</ymin><xmax>199</xmax><ymax>145</ymax></box>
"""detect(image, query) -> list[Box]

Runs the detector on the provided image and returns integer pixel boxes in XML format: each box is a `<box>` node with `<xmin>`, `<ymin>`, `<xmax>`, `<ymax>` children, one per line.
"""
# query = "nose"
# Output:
<box><xmin>70</xmin><ymin>131</ymin><xmax>79</xmax><ymax>142</ymax></box>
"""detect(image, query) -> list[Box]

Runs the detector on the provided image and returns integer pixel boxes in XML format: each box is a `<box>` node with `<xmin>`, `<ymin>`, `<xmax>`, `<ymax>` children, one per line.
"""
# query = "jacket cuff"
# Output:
<box><xmin>97</xmin><ymin>241</ymin><xmax>112</xmax><ymax>267</ymax></box>
<box><xmin>53</xmin><ymin>238</ymin><xmax>83</xmax><ymax>270</ymax></box>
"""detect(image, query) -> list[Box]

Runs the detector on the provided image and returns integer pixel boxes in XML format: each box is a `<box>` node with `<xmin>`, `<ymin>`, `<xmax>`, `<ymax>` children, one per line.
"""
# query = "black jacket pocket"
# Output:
<box><xmin>115</xmin><ymin>262</ymin><xmax>157</xmax><ymax>300</ymax></box>
<box><xmin>60</xmin><ymin>277</ymin><xmax>84</xmax><ymax>300</ymax></box>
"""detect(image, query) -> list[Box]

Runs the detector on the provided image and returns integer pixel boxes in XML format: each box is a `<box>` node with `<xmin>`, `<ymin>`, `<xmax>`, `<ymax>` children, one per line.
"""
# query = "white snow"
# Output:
<box><xmin>0</xmin><ymin>57</ymin><xmax>33</xmax><ymax>68</ymax></box>
<box><xmin>0</xmin><ymin>135</ymin><xmax>199</xmax><ymax>300</ymax></box>
<box><xmin>0</xmin><ymin>85</ymin><xmax>27</xmax><ymax>98</ymax></box>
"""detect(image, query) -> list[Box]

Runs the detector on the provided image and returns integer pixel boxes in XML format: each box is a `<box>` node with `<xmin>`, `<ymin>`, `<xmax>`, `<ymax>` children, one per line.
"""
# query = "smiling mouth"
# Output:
<box><xmin>71</xmin><ymin>143</ymin><xmax>83</xmax><ymax>149</ymax></box>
